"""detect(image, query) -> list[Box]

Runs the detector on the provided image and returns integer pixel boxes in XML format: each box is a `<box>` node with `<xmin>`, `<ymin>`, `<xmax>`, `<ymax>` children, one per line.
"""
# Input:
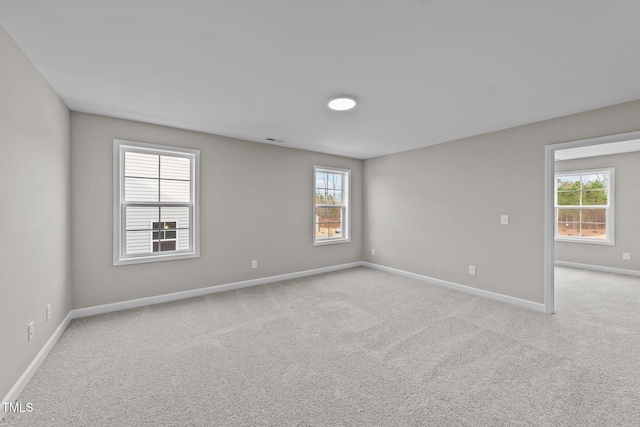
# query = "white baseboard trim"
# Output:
<box><xmin>362</xmin><ymin>262</ymin><xmax>545</xmax><ymax>312</ymax></box>
<box><xmin>555</xmin><ymin>260</ymin><xmax>640</xmax><ymax>277</ymax></box>
<box><xmin>4</xmin><ymin>259</ymin><xmax>546</xmax><ymax>420</ymax></box>
<box><xmin>1</xmin><ymin>311</ymin><xmax>73</xmax><ymax>422</ymax></box>
<box><xmin>1</xmin><ymin>262</ymin><xmax>363</xmax><ymax>420</ymax></box>
<box><xmin>73</xmin><ymin>262</ymin><xmax>363</xmax><ymax>318</ymax></box>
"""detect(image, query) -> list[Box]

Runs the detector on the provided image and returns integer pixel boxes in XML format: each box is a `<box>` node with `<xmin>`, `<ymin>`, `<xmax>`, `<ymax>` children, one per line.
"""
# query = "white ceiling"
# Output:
<box><xmin>2</xmin><ymin>1</ymin><xmax>640</xmax><ymax>159</ymax></box>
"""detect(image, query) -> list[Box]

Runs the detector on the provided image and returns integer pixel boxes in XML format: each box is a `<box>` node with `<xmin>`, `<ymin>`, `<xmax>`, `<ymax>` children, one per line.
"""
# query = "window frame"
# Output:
<box><xmin>113</xmin><ymin>139</ymin><xmax>200</xmax><ymax>265</ymax></box>
<box><xmin>313</xmin><ymin>165</ymin><xmax>351</xmax><ymax>246</ymax></box>
<box><xmin>554</xmin><ymin>167</ymin><xmax>614</xmax><ymax>245</ymax></box>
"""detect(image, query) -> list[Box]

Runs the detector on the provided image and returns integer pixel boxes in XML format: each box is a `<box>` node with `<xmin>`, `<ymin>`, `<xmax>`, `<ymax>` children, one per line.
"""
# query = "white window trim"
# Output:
<box><xmin>554</xmin><ymin>167</ymin><xmax>614</xmax><ymax>245</ymax></box>
<box><xmin>313</xmin><ymin>165</ymin><xmax>351</xmax><ymax>246</ymax></box>
<box><xmin>113</xmin><ymin>139</ymin><xmax>200</xmax><ymax>265</ymax></box>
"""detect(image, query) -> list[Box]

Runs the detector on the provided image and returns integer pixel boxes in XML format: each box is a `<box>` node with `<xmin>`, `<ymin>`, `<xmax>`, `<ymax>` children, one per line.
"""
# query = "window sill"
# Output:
<box><xmin>554</xmin><ymin>237</ymin><xmax>614</xmax><ymax>246</ymax></box>
<box><xmin>313</xmin><ymin>238</ymin><xmax>351</xmax><ymax>247</ymax></box>
<box><xmin>113</xmin><ymin>251</ymin><xmax>199</xmax><ymax>266</ymax></box>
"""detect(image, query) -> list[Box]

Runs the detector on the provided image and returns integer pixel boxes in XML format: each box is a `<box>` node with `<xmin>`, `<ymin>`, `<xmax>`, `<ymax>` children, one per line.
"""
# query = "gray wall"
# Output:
<box><xmin>71</xmin><ymin>112</ymin><xmax>363</xmax><ymax>308</ymax></box>
<box><xmin>4</xmin><ymin>11</ymin><xmax>640</xmax><ymax>402</ymax></box>
<box><xmin>0</xmin><ymin>25</ymin><xmax>71</xmax><ymax>400</ymax></box>
<box><xmin>363</xmin><ymin>100</ymin><xmax>640</xmax><ymax>304</ymax></box>
<box><xmin>555</xmin><ymin>152</ymin><xmax>640</xmax><ymax>271</ymax></box>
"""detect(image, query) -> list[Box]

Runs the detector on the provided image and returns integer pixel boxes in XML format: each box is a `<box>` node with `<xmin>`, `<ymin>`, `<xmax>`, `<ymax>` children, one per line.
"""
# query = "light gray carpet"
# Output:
<box><xmin>4</xmin><ymin>266</ymin><xmax>640</xmax><ymax>426</ymax></box>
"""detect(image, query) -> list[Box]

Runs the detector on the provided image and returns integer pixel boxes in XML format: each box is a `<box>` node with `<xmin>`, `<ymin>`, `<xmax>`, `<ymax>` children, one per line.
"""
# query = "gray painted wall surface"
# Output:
<box><xmin>363</xmin><ymin>100</ymin><xmax>640</xmax><ymax>304</ymax></box>
<box><xmin>4</xmin><ymin>13</ymin><xmax>640</xmax><ymax>401</ymax></box>
<box><xmin>71</xmin><ymin>112</ymin><xmax>363</xmax><ymax>308</ymax></box>
<box><xmin>555</xmin><ymin>152</ymin><xmax>640</xmax><ymax>271</ymax></box>
<box><xmin>0</xmin><ymin>25</ymin><xmax>71</xmax><ymax>400</ymax></box>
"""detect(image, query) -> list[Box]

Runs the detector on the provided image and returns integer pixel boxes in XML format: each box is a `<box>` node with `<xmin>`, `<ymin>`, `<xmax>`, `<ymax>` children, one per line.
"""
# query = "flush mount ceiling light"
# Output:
<box><xmin>328</xmin><ymin>96</ymin><xmax>357</xmax><ymax>111</ymax></box>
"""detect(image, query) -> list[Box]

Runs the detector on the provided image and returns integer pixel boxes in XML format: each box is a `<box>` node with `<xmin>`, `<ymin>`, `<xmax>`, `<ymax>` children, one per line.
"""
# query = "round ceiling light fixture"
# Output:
<box><xmin>328</xmin><ymin>96</ymin><xmax>357</xmax><ymax>111</ymax></box>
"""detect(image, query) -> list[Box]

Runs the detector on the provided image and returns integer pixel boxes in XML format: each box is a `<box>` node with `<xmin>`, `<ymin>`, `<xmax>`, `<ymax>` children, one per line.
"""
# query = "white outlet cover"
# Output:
<box><xmin>469</xmin><ymin>266</ymin><xmax>477</xmax><ymax>275</ymax></box>
<box><xmin>371</xmin><ymin>248</ymin><xmax>375</xmax><ymax>255</ymax></box>
<box><xmin>28</xmin><ymin>322</ymin><xmax>34</xmax><ymax>342</ymax></box>
<box><xmin>501</xmin><ymin>215</ymin><xmax>509</xmax><ymax>225</ymax></box>
<box><xmin>623</xmin><ymin>253</ymin><xmax>631</xmax><ymax>260</ymax></box>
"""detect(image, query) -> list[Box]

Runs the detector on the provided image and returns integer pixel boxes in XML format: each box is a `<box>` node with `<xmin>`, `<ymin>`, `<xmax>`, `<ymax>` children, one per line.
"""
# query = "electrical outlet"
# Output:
<box><xmin>469</xmin><ymin>265</ymin><xmax>477</xmax><ymax>276</ymax></box>
<box><xmin>28</xmin><ymin>322</ymin><xmax>34</xmax><ymax>342</ymax></box>
<box><xmin>501</xmin><ymin>215</ymin><xmax>509</xmax><ymax>225</ymax></box>
<box><xmin>251</xmin><ymin>260</ymin><xmax>257</xmax><ymax>269</ymax></box>
<box><xmin>623</xmin><ymin>253</ymin><xmax>631</xmax><ymax>261</ymax></box>
<box><xmin>371</xmin><ymin>248</ymin><xmax>375</xmax><ymax>255</ymax></box>
<box><xmin>46</xmin><ymin>304</ymin><xmax>51</xmax><ymax>321</ymax></box>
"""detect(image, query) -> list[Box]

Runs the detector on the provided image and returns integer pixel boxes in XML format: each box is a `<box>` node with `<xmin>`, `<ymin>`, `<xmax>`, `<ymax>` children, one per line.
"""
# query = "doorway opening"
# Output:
<box><xmin>544</xmin><ymin>131</ymin><xmax>640</xmax><ymax>313</ymax></box>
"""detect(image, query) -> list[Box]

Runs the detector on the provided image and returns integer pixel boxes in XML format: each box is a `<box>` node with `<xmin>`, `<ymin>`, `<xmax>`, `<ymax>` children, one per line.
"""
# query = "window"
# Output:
<box><xmin>555</xmin><ymin>168</ymin><xmax>614</xmax><ymax>244</ymax></box>
<box><xmin>113</xmin><ymin>139</ymin><xmax>200</xmax><ymax>265</ymax></box>
<box><xmin>314</xmin><ymin>166</ymin><xmax>350</xmax><ymax>245</ymax></box>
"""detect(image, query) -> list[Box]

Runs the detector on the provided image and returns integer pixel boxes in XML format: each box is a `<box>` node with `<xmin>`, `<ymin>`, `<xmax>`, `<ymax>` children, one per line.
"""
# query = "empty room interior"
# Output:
<box><xmin>2</xmin><ymin>2</ymin><xmax>640</xmax><ymax>425</ymax></box>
